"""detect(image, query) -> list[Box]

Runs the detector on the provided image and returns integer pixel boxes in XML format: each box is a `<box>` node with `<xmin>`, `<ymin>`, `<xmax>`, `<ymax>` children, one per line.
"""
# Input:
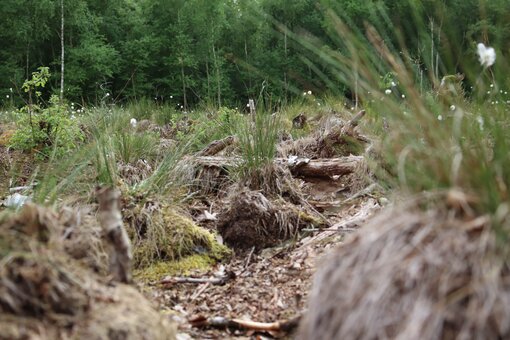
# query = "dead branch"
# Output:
<box><xmin>96</xmin><ymin>186</ymin><xmax>132</xmax><ymax>284</ymax></box>
<box><xmin>341</xmin><ymin>109</ymin><xmax>366</xmax><ymax>136</ymax></box>
<box><xmin>196</xmin><ymin>135</ymin><xmax>236</xmax><ymax>156</ymax></box>
<box><xmin>160</xmin><ymin>272</ymin><xmax>235</xmax><ymax>286</ymax></box>
<box><xmin>285</xmin><ymin>156</ymin><xmax>363</xmax><ymax>178</ymax></box>
<box><xmin>188</xmin><ymin>155</ymin><xmax>363</xmax><ymax>179</ymax></box>
<box><xmin>189</xmin><ymin>314</ymin><xmax>301</xmax><ymax>334</ymax></box>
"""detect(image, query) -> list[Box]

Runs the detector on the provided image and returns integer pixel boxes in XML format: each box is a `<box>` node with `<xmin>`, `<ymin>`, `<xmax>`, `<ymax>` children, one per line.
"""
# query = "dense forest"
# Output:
<box><xmin>1</xmin><ymin>0</ymin><xmax>509</xmax><ymax>108</ymax></box>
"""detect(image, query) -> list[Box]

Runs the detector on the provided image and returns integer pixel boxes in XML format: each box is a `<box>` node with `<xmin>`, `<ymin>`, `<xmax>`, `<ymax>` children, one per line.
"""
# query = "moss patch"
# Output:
<box><xmin>126</xmin><ymin>204</ymin><xmax>231</xmax><ymax>268</ymax></box>
<box><xmin>134</xmin><ymin>254</ymin><xmax>216</xmax><ymax>282</ymax></box>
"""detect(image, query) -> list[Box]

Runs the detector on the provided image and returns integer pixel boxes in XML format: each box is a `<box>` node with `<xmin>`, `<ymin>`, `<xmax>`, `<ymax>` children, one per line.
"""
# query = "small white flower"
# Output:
<box><xmin>106</xmin><ymin>93</ymin><xmax>110</xmax><ymax>97</ymax></box>
<box><xmin>170</xmin><ymin>95</ymin><xmax>173</xmax><ymax>99</ymax></box>
<box><xmin>391</xmin><ymin>81</ymin><xmax>396</xmax><ymax>87</ymax></box>
<box><xmin>130</xmin><ymin>118</ymin><xmax>137</xmax><ymax>128</ymax></box>
<box><xmin>487</xmin><ymin>91</ymin><xmax>491</xmax><ymax>94</ymax></box>
<box><xmin>350</xmin><ymin>107</ymin><xmax>354</xmax><ymax>110</ymax></box>
<box><xmin>437</xmin><ymin>115</ymin><xmax>443</xmax><ymax>121</ymax></box>
<box><xmin>401</xmin><ymin>94</ymin><xmax>406</xmax><ymax>99</ymax></box>
<box><xmin>385</xmin><ymin>89</ymin><xmax>392</xmax><ymax>95</ymax></box>
<box><xmin>477</xmin><ymin>116</ymin><xmax>484</xmax><ymax>130</ymax></box>
<box><xmin>477</xmin><ymin>43</ymin><xmax>496</xmax><ymax>68</ymax></box>
<box><xmin>246</xmin><ymin>103</ymin><xmax>250</xmax><ymax>107</ymax></box>
<box><xmin>491</xmin><ymin>101</ymin><xmax>495</xmax><ymax>105</ymax></box>
<box><xmin>6</xmin><ymin>95</ymin><xmax>9</xmax><ymax>99</ymax></box>
<box><xmin>490</xmin><ymin>84</ymin><xmax>494</xmax><ymax>88</ymax></box>
<box><xmin>505</xmin><ymin>92</ymin><xmax>508</xmax><ymax>95</ymax></box>
<box><xmin>9</xmin><ymin>88</ymin><xmax>12</xmax><ymax>92</ymax></box>
<box><xmin>288</xmin><ymin>155</ymin><xmax>298</xmax><ymax>165</ymax></box>
<box><xmin>450</xmin><ymin>105</ymin><xmax>456</xmax><ymax>111</ymax></box>
<box><xmin>303</xmin><ymin>92</ymin><xmax>307</xmax><ymax>96</ymax></box>
<box><xmin>307</xmin><ymin>90</ymin><xmax>312</xmax><ymax>95</ymax></box>
<box><xmin>317</xmin><ymin>103</ymin><xmax>321</xmax><ymax>106</ymax></box>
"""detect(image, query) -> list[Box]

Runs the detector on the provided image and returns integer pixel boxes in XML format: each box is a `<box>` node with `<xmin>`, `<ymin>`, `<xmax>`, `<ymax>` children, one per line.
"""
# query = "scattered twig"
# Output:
<box><xmin>189</xmin><ymin>314</ymin><xmax>301</xmax><ymax>334</ymax></box>
<box><xmin>9</xmin><ymin>184</ymin><xmax>36</xmax><ymax>193</ymax></box>
<box><xmin>244</xmin><ymin>246</ymin><xmax>256</xmax><ymax>269</ymax></box>
<box><xmin>302</xmin><ymin>227</ymin><xmax>357</xmax><ymax>233</ymax></box>
<box><xmin>160</xmin><ymin>272</ymin><xmax>235</xmax><ymax>287</ymax></box>
<box><xmin>190</xmin><ymin>282</ymin><xmax>210</xmax><ymax>302</ymax></box>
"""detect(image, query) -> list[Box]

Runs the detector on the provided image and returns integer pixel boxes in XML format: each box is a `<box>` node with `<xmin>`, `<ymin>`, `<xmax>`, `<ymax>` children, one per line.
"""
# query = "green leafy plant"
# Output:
<box><xmin>9</xmin><ymin>93</ymin><xmax>84</xmax><ymax>158</ymax></box>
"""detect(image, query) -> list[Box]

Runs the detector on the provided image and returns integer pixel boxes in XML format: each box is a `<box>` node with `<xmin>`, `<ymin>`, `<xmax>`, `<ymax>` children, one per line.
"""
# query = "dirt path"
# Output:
<box><xmin>148</xmin><ymin>197</ymin><xmax>381</xmax><ymax>339</ymax></box>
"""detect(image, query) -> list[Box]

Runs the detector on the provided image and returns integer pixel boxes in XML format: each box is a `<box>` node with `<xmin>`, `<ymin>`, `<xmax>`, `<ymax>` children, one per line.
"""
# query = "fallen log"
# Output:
<box><xmin>186</xmin><ymin>155</ymin><xmax>363</xmax><ymax>179</ymax></box>
<box><xmin>196</xmin><ymin>135</ymin><xmax>236</xmax><ymax>156</ymax></box>
<box><xmin>284</xmin><ymin>156</ymin><xmax>362</xmax><ymax>178</ymax></box>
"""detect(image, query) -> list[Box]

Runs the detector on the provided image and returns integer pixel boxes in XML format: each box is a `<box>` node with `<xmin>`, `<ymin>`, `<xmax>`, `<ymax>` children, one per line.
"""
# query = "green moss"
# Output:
<box><xmin>131</xmin><ymin>205</ymin><xmax>232</xmax><ymax>268</ymax></box>
<box><xmin>297</xmin><ymin>210</ymin><xmax>325</xmax><ymax>227</ymax></box>
<box><xmin>134</xmin><ymin>254</ymin><xmax>216</xmax><ymax>282</ymax></box>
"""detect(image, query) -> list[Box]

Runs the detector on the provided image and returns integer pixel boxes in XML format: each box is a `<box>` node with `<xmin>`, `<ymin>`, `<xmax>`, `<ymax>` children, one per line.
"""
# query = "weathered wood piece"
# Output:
<box><xmin>96</xmin><ymin>186</ymin><xmax>132</xmax><ymax>284</ymax></box>
<box><xmin>196</xmin><ymin>135</ymin><xmax>236</xmax><ymax>156</ymax></box>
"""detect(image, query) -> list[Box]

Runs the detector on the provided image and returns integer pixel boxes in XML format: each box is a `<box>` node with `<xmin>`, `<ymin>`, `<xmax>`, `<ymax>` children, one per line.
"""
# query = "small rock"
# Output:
<box><xmin>3</xmin><ymin>193</ymin><xmax>31</xmax><ymax>208</ymax></box>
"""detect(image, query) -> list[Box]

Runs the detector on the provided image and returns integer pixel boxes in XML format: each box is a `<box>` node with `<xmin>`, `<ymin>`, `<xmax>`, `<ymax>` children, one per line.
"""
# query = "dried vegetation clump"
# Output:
<box><xmin>278</xmin><ymin>112</ymin><xmax>368</xmax><ymax>159</ymax></box>
<box><xmin>124</xmin><ymin>201</ymin><xmax>231</xmax><ymax>269</ymax></box>
<box><xmin>299</xmin><ymin>203</ymin><xmax>510</xmax><ymax>340</ymax></box>
<box><xmin>218</xmin><ymin>189</ymin><xmax>323</xmax><ymax>250</ymax></box>
<box><xmin>0</xmin><ymin>204</ymin><xmax>176</xmax><ymax>339</ymax></box>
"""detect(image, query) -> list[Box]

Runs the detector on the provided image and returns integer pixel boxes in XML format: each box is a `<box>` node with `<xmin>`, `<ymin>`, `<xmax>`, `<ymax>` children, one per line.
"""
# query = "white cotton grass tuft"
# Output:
<box><xmin>130</xmin><ymin>118</ymin><xmax>137</xmax><ymax>128</ymax></box>
<box><xmin>385</xmin><ymin>89</ymin><xmax>392</xmax><ymax>95</ymax></box>
<box><xmin>477</xmin><ymin>43</ymin><xmax>496</xmax><ymax>68</ymax></box>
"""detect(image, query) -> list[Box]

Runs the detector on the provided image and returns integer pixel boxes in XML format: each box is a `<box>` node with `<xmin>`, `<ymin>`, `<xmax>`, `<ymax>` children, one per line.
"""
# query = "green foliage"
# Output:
<box><xmin>9</xmin><ymin>93</ymin><xmax>84</xmax><ymax>158</ymax></box>
<box><xmin>113</xmin><ymin>131</ymin><xmax>159</xmax><ymax>164</ymax></box>
<box><xmin>1</xmin><ymin>0</ymin><xmax>508</xmax><ymax>106</ymax></box>
<box><xmin>236</xmin><ymin>111</ymin><xmax>280</xmax><ymax>176</ymax></box>
<box><xmin>22</xmin><ymin>66</ymin><xmax>50</xmax><ymax>98</ymax></box>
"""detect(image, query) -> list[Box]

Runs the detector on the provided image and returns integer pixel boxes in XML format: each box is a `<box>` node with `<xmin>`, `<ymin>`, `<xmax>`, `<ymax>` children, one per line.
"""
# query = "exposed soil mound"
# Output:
<box><xmin>0</xmin><ymin>204</ymin><xmax>176</xmax><ymax>339</ymax></box>
<box><xmin>299</xmin><ymin>205</ymin><xmax>510</xmax><ymax>340</ymax></box>
<box><xmin>217</xmin><ymin>189</ymin><xmax>322</xmax><ymax>250</ymax></box>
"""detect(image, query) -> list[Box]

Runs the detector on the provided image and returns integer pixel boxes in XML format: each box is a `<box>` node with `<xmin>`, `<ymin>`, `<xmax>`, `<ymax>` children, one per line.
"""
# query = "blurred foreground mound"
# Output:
<box><xmin>299</xmin><ymin>203</ymin><xmax>510</xmax><ymax>340</ymax></box>
<box><xmin>0</xmin><ymin>204</ymin><xmax>175</xmax><ymax>340</ymax></box>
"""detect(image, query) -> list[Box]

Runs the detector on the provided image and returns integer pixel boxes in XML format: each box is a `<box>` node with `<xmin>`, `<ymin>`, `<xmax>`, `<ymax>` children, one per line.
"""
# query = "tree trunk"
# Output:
<box><xmin>212</xmin><ymin>44</ymin><xmax>221</xmax><ymax>107</ymax></box>
<box><xmin>181</xmin><ymin>59</ymin><xmax>187</xmax><ymax>110</ymax></box>
<box><xmin>60</xmin><ymin>0</ymin><xmax>65</xmax><ymax>102</ymax></box>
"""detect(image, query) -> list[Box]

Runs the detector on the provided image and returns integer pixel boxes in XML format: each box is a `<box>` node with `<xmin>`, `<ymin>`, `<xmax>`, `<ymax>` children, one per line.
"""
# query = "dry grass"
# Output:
<box><xmin>218</xmin><ymin>189</ymin><xmax>324</xmax><ymax>250</ymax></box>
<box><xmin>299</xmin><ymin>199</ymin><xmax>510</xmax><ymax>340</ymax></box>
<box><xmin>0</xmin><ymin>204</ymin><xmax>176</xmax><ymax>339</ymax></box>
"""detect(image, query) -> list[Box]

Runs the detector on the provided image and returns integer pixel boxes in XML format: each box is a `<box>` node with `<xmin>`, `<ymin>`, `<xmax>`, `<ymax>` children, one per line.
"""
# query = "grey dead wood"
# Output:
<box><xmin>96</xmin><ymin>186</ymin><xmax>132</xmax><ymax>284</ymax></box>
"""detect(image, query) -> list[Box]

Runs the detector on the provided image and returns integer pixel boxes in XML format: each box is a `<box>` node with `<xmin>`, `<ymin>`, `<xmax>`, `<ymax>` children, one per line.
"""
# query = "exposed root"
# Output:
<box><xmin>217</xmin><ymin>189</ymin><xmax>323</xmax><ymax>250</ymax></box>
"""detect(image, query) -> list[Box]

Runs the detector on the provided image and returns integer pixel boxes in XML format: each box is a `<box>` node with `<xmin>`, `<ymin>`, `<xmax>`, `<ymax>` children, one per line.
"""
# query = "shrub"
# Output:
<box><xmin>9</xmin><ymin>95</ymin><xmax>84</xmax><ymax>158</ymax></box>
